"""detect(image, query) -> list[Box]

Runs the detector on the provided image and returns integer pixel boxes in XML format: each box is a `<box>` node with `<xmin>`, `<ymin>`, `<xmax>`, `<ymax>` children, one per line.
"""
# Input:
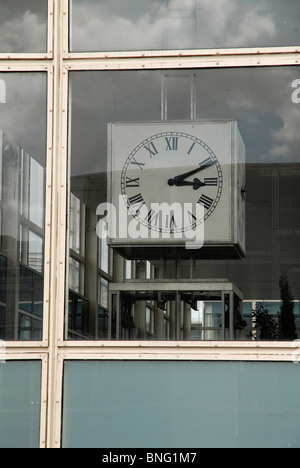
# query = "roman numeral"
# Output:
<box><xmin>126</xmin><ymin>177</ymin><xmax>140</xmax><ymax>188</ymax></box>
<box><xmin>198</xmin><ymin>194</ymin><xmax>214</xmax><ymax>210</ymax></box>
<box><xmin>199</xmin><ymin>157</ymin><xmax>215</xmax><ymax>169</ymax></box>
<box><xmin>128</xmin><ymin>193</ymin><xmax>145</xmax><ymax>212</ymax></box>
<box><xmin>187</xmin><ymin>211</ymin><xmax>197</xmax><ymax>224</ymax></box>
<box><xmin>204</xmin><ymin>177</ymin><xmax>218</xmax><ymax>186</ymax></box>
<box><xmin>165</xmin><ymin>136</ymin><xmax>178</xmax><ymax>151</ymax></box>
<box><xmin>144</xmin><ymin>142</ymin><xmax>158</xmax><ymax>157</ymax></box>
<box><xmin>131</xmin><ymin>158</ymin><xmax>145</xmax><ymax>170</ymax></box>
<box><xmin>146</xmin><ymin>209</ymin><xmax>159</xmax><ymax>226</ymax></box>
<box><xmin>165</xmin><ymin>214</ymin><xmax>177</xmax><ymax>230</ymax></box>
<box><xmin>187</xmin><ymin>142</ymin><xmax>196</xmax><ymax>155</ymax></box>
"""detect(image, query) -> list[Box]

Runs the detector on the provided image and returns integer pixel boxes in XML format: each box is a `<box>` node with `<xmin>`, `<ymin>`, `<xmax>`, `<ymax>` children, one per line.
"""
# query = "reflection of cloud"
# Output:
<box><xmin>70</xmin><ymin>67</ymin><xmax>300</xmax><ymax>173</ymax></box>
<box><xmin>268</xmin><ymin>107</ymin><xmax>300</xmax><ymax>160</ymax></box>
<box><xmin>213</xmin><ymin>68</ymin><xmax>300</xmax><ymax>162</ymax></box>
<box><xmin>0</xmin><ymin>10</ymin><xmax>46</xmax><ymax>53</ymax></box>
<box><xmin>0</xmin><ymin>74</ymin><xmax>46</xmax><ymax>164</ymax></box>
<box><xmin>71</xmin><ymin>0</ymin><xmax>277</xmax><ymax>51</ymax></box>
<box><xmin>234</xmin><ymin>5</ymin><xmax>275</xmax><ymax>45</ymax></box>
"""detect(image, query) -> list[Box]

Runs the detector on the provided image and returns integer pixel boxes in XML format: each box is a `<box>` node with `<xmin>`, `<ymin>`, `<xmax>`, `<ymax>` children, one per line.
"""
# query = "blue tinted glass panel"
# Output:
<box><xmin>62</xmin><ymin>360</ymin><xmax>300</xmax><ymax>448</ymax></box>
<box><xmin>0</xmin><ymin>360</ymin><xmax>41</xmax><ymax>448</ymax></box>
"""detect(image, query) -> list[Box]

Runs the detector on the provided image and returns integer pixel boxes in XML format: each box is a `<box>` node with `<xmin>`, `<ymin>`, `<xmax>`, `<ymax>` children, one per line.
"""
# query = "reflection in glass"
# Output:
<box><xmin>0</xmin><ymin>0</ymin><xmax>48</xmax><ymax>53</ymax></box>
<box><xmin>29</xmin><ymin>158</ymin><xmax>44</xmax><ymax>228</ymax></box>
<box><xmin>0</xmin><ymin>73</ymin><xmax>46</xmax><ymax>340</ymax></box>
<box><xmin>69</xmin><ymin>258</ymin><xmax>81</xmax><ymax>294</ymax></box>
<box><xmin>68</xmin><ymin>67</ymin><xmax>300</xmax><ymax>341</ymax></box>
<box><xmin>68</xmin><ymin>291</ymin><xmax>89</xmax><ymax>340</ymax></box>
<box><xmin>98</xmin><ymin>307</ymin><xmax>109</xmax><ymax>339</ymax></box>
<box><xmin>70</xmin><ymin>0</ymin><xmax>300</xmax><ymax>52</ymax></box>
<box><xmin>99</xmin><ymin>277</ymin><xmax>108</xmax><ymax>309</ymax></box>
<box><xmin>192</xmin><ymin>301</ymin><xmax>224</xmax><ymax>341</ymax></box>
<box><xmin>28</xmin><ymin>231</ymin><xmax>43</xmax><ymax>273</ymax></box>
<box><xmin>69</xmin><ymin>193</ymin><xmax>81</xmax><ymax>254</ymax></box>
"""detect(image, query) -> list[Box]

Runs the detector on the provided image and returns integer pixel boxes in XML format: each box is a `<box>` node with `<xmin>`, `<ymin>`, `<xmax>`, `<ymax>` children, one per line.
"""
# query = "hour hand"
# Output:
<box><xmin>168</xmin><ymin>177</ymin><xmax>205</xmax><ymax>190</ymax></box>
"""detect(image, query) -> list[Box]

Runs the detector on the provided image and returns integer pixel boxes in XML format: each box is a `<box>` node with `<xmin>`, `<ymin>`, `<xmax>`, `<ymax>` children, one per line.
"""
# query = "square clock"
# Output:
<box><xmin>106</xmin><ymin>120</ymin><xmax>245</xmax><ymax>260</ymax></box>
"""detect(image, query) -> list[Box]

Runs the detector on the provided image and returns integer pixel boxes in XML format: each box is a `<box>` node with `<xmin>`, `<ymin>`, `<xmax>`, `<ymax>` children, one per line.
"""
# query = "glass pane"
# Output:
<box><xmin>100</xmin><ymin>241</ymin><xmax>109</xmax><ymax>274</ymax></box>
<box><xmin>69</xmin><ymin>258</ymin><xmax>81</xmax><ymax>294</ymax></box>
<box><xmin>0</xmin><ymin>0</ymin><xmax>48</xmax><ymax>53</ymax></box>
<box><xmin>99</xmin><ymin>277</ymin><xmax>108</xmax><ymax>309</ymax></box>
<box><xmin>0</xmin><ymin>360</ymin><xmax>42</xmax><ymax>448</ymax></box>
<box><xmin>68</xmin><ymin>291</ymin><xmax>89</xmax><ymax>339</ymax></box>
<box><xmin>70</xmin><ymin>0</ymin><xmax>300</xmax><ymax>52</ymax></box>
<box><xmin>29</xmin><ymin>158</ymin><xmax>44</xmax><ymax>228</ymax></box>
<box><xmin>62</xmin><ymin>360</ymin><xmax>300</xmax><ymax>448</ymax></box>
<box><xmin>0</xmin><ymin>73</ymin><xmax>47</xmax><ymax>340</ymax></box>
<box><xmin>69</xmin><ymin>193</ymin><xmax>81</xmax><ymax>254</ymax></box>
<box><xmin>28</xmin><ymin>231</ymin><xmax>43</xmax><ymax>273</ymax></box>
<box><xmin>67</xmin><ymin>67</ymin><xmax>300</xmax><ymax>341</ymax></box>
<box><xmin>98</xmin><ymin>307</ymin><xmax>109</xmax><ymax>339</ymax></box>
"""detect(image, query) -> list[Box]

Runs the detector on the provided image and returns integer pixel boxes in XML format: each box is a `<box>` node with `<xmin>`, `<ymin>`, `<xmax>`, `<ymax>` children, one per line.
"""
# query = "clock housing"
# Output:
<box><xmin>106</xmin><ymin>120</ymin><xmax>245</xmax><ymax>260</ymax></box>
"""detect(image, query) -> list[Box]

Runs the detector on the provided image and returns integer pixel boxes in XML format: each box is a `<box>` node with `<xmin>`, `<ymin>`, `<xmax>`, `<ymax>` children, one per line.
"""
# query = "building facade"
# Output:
<box><xmin>0</xmin><ymin>0</ymin><xmax>300</xmax><ymax>448</ymax></box>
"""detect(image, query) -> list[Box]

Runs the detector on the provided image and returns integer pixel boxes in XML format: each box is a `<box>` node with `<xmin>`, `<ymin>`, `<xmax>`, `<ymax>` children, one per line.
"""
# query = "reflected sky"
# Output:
<box><xmin>71</xmin><ymin>0</ymin><xmax>300</xmax><ymax>52</ymax></box>
<box><xmin>0</xmin><ymin>73</ymin><xmax>47</xmax><ymax>165</ymax></box>
<box><xmin>70</xmin><ymin>67</ymin><xmax>300</xmax><ymax>178</ymax></box>
<box><xmin>0</xmin><ymin>0</ymin><xmax>47</xmax><ymax>53</ymax></box>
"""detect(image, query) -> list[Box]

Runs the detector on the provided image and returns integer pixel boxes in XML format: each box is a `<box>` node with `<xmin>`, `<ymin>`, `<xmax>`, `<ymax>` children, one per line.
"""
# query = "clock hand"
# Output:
<box><xmin>168</xmin><ymin>178</ymin><xmax>206</xmax><ymax>190</ymax></box>
<box><xmin>168</xmin><ymin>160</ymin><xmax>216</xmax><ymax>186</ymax></box>
<box><xmin>241</xmin><ymin>184</ymin><xmax>246</xmax><ymax>200</ymax></box>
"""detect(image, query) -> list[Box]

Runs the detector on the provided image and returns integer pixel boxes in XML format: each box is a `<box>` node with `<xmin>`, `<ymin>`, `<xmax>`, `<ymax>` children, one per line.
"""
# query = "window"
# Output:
<box><xmin>0</xmin><ymin>0</ymin><xmax>48</xmax><ymax>54</ymax></box>
<box><xmin>67</xmin><ymin>66</ymin><xmax>300</xmax><ymax>341</ymax></box>
<box><xmin>0</xmin><ymin>360</ymin><xmax>42</xmax><ymax>448</ymax></box>
<box><xmin>70</xmin><ymin>0</ymin><xmax>300</xmax><ymax>52</ymax></box>
<box><xmin>0</xmin><ymin>72</ymin><xmax>47</xmax><ymax>340</ymax></box>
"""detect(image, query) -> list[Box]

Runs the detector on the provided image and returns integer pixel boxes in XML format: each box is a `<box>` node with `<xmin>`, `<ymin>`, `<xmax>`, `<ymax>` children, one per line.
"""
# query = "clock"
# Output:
<box><xmin>121</xmin><ymin>131</ymin><xmax>223</xmax><ymax>235</ymax></box>
<box><xmin>107</xmin><ymin>121</ymin><xmax>245</xmax><ymax>259</ymax></box>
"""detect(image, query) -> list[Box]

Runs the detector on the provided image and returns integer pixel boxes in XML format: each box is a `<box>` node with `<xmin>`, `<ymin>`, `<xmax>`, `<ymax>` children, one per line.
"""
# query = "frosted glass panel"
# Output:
<box><xmin>62</xmin><ymin>360</ymin><xmax>300</xmax><ymax>448</ymax></box>
<box><xmin>0</xmin><ymin>361</ymin><xmax>42</xmax><ymax>448</ymax></box>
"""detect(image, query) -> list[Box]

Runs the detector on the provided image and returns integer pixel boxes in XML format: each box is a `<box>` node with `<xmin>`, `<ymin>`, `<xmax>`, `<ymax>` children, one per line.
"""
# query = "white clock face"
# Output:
<box><xmin>120</xmin><ymin>131</ymin><xmax>223</xmax><ymax>235</ymax></box>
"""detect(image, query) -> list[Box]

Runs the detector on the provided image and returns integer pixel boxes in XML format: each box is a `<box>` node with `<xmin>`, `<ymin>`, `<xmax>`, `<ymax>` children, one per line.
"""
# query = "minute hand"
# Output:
<box><xmin>169</xmin><ymin>160</ymin><xmax>216</xmax><ymax>185</ymax></box>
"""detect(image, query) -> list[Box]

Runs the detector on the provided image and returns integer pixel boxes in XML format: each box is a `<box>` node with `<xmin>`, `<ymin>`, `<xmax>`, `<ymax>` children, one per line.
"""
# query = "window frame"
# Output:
<box><xmin>61</xmin><ymin>60</ymin><xmax>300</xmax><ymax>346</ymax></box>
